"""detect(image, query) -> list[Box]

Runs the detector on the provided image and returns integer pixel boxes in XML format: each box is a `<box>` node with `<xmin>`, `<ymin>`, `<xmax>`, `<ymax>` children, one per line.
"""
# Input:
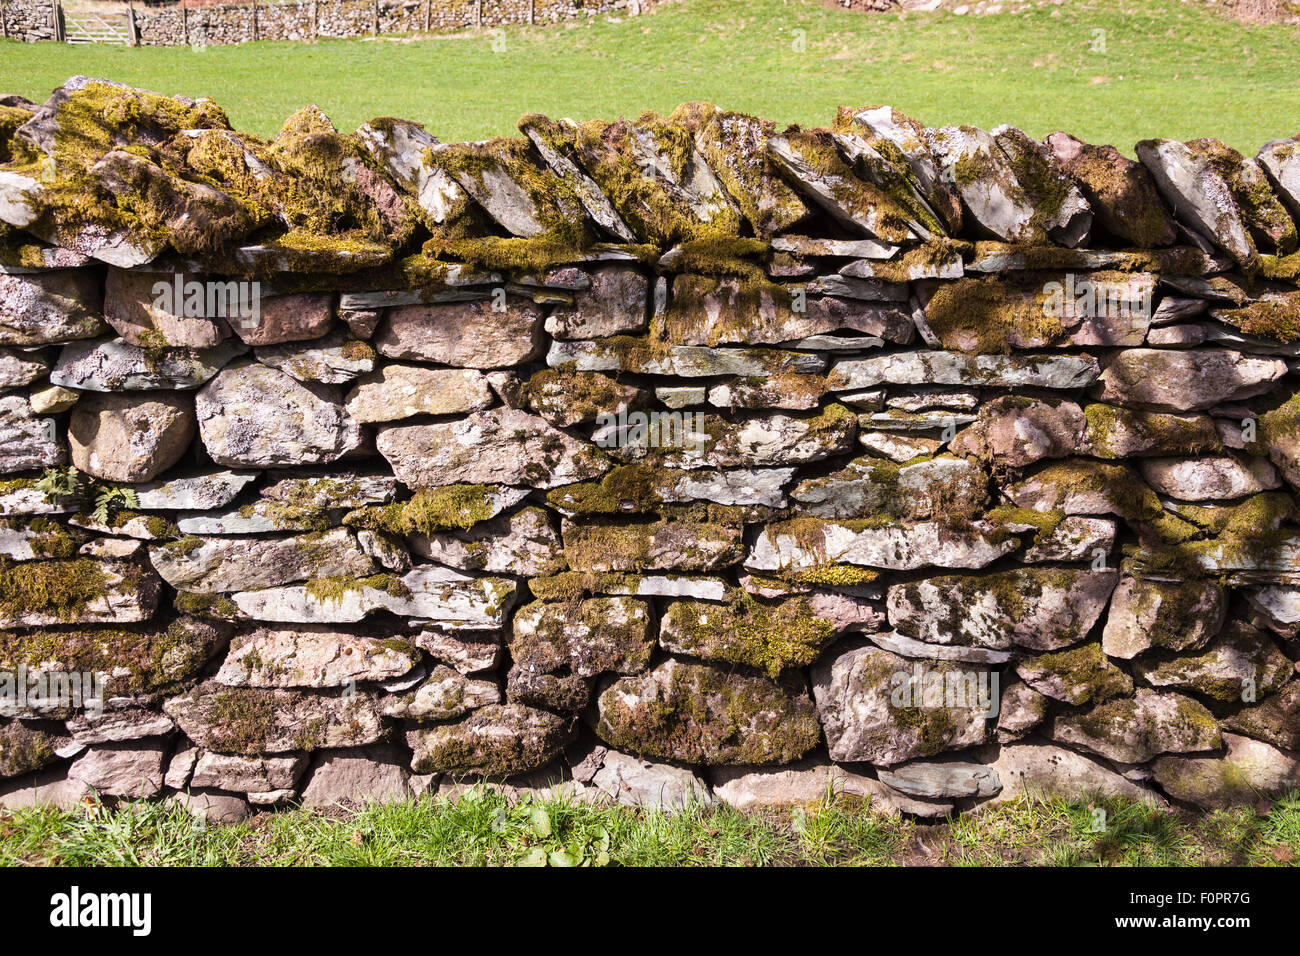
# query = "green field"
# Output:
<box><xmin>1</xmin><ymin>789</ymin><xmax>1297</xmax><ymax>866</ymax></box>
<box><xmin>0</xmin><ymin>0</ymin><xmax>1296</xmax><ymax>153</ymax></box>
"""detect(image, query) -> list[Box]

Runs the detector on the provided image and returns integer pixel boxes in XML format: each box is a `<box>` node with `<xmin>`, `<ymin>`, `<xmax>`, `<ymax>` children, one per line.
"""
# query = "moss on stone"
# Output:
<box><xmin>344</xmin><ymin>485</ymin><xmax>498</xmax><ymax>535</ymax></box>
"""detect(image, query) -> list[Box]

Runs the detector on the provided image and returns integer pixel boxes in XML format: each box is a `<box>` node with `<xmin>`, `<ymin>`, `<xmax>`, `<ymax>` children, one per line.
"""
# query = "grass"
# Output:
<box><xmin>0</xmin><ymin>0</ymin><xmax>1297</xmax><ymax>154</ymax></box>
<box><xmin>0</xmin><ymin>787</ymin><xmax>1296</xmax><ymax>867</ymax></box>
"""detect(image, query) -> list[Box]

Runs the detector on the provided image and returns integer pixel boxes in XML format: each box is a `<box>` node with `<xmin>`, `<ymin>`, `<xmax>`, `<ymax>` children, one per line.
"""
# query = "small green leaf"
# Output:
<box><xmin>518</xmin><ymin>847</ymin><xmax>548</xmax><ymax>867</ymax></box>
<box><xmin>528</xmin><ymin>806</ymin><xmax>552</xmax><ymax>838</ymax></box>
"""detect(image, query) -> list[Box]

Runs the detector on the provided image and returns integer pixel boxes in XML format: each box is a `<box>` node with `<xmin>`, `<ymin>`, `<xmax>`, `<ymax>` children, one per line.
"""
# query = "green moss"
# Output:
<box><xmin>172</xmin><ymin>591</ymin><xmax>240</xmax><ymax>620</ymax></box>
<box><xmin>0</xmin><ymin>617</ymin><xmax>223</xmax><ymax>696</ymax></box>
<box><xmin>304</xmin><ymin>573</ymin><xmax>412</xmax><ymax>605</ymax></box>
<box><xmin>923</xmin><ymin>275</ymin><xmax>1068</xmax><ymax>353</ymax></box>
<box><xmin>1022</xmin><ymin>643</ymin><xmax>1132</xmax><ymax>705</ymax></box>
<box><xmin>209</xmin><ymin>689</ymin><xmax>276</xmax><ymax>756</ymax></box>
<box><xmin>1217</xmin><ymin>294</ymin><xmax>1300</xmax><ymax>343</ymax></box>
<box><xmin>344</xmin><ymin>485</ymin><xmax>498</xmax><ymax>536</ymax></box>
<box><xmin>0</xmin><ymin>558</ymin><xmax>120</xmax><ymax>622</ymax></box>
<box><xmin>521</xmin><ymin>368</ymin><xmax>639</xmax><ymax>425</ymax></box>
<box><xmin>663</xmin><ymin>591</ymin><xmax>835</xmax><ymax>677</ymax></box>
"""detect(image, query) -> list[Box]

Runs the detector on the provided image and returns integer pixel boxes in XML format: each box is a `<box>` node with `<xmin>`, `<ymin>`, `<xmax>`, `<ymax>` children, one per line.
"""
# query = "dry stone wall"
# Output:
<box><xmin>1</xmin><ymin>0</ymin><xmax>656</xmax><ymax>46</ymax></box>
<box><xmin>0</xmin><ymin>76</ymin><xmax>1298</xmax><ymax>820</ymax></box>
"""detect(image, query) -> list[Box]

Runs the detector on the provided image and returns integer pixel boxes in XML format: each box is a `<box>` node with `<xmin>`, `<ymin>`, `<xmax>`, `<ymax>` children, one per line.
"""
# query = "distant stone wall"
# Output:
<box><xmin>0</xmin><ymin>77</ymin><xmax>1298</xmax><ymax>820</ymax></box>
<box><xmin>1</xmin><ymin>0</ymin><xmax>656</xmax><ymax>45</ymax></box>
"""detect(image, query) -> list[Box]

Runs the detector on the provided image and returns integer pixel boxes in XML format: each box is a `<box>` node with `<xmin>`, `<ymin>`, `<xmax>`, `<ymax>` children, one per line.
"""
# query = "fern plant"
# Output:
<box><xmin>35</xmin><ymin>468</ymin><xmax>140</xmax><ymax>525</ymax></box>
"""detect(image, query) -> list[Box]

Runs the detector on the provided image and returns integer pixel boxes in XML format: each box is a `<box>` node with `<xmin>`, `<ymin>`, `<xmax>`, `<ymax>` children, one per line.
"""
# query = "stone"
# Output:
<box><xmin>520</xmin><ymin>368</ymin><xmax>646</xmax><ymax>427</ymax></box>
<box><xmin>1257</xmin><ymin>138</ymin><xmax>1300</xmax><ymax>219</ymax></box>
<box><xmin>300</xmin><ymin>744</ymin><xmax>425</xmax><ymax>807</ymax></box>
<box><xmin>1049</xmin><ymin>688</ymin><xmax>1222</xmax><ymax>763</ymax></box>
<box><xmin>662</xmin><ymin>275</ymin><xmax>912</xmax><ymax>347</ymax></box>
<box><xmin>867</xmin><ymin>630</ymin><xmax>1011</xmax><ymax>664</ymax></box>
<box><xmin>659</xmin><ymin>591</ymin><xmax>878</xmax><ymax>676</ymax></box>
<box><xmin>410</xmin><ymin>507</ymin><xmax>563</xmax><ymax>576</ymax></box>
<box><xmin>604</xmin><ymin>406</ymin><xmax>855</xmax><ymax>470</ymax></box>
<box><xmin>344</xmin><ymin>364</ymin><xmax>493</xmax><ymax>423</ymax></box>
<box><xmin>811</xmin><ymin>642</ymin><xmax>993</xmax><ymax>766</ymax></box>
<box><xmin>547</xmin><ymin>338</ymin><xmax>825</xmax><ymax>378</ymax></box>
<box><xmin>0</xmin><ymin>615</ymin><xmax>224</xmax><ymax>700</ymax></box>
<box><xmin>766</xmin><ymin>132</ymin><xmax>926</xmax><ymax>241</ymax></box>
<box><xmin>133</xmin><ymin>470</ymin><xmax>258</xmax><ymax>510</ymax></box>
<box><xmin>1045</xmin><ymin>131</ymin><xmax>1178</xmax><ymax>247</ymax></box>
<box><xmin>167</xmin><ymin>790</ymin><xmax>250</xmax><ymax>824</ymax></box>
<box><xmin>1223</xmin><ymin>683</ymin><xmax>1300</xmax><ymax>751</ymax></box>
<box><xmin>190</xmin><ymin>751</ymin><xmax>309</xmax><ymax>793</ymax></box>
<box><xmin>950</xmin><ymin>397</ymin><xmax>1086</xmax><ymax>467</ymax></box>
<box><xmin>50</xmin><ymin>336</ymin><xmax>246</xmax><ymax>391</ymax></box>
<box><xmin>0</xmin><ymin>349</ymin><xmax>45</xmax><ymax>388</ymax></box>
<box><xmin>174</xmin><ymin>502</ymin><xmax>328</xmax><ymax>535</ymax></box>
<box><xmin>519</xmin><ymin>118</ymin><xmax>636</xmax><ymax>242</ymax></box>
<box><xmin>65</xmin><ymin>709</ymin><xmax>175</xmax><ymax>745</ymax></box>
<box><xmin>1015</xmin><ymin>643</ymin><xmax>1134</xmax><ymax>705</ymax></box>
<box><xmin>1094</xmin><ymin>349</ymin><xmax>1287</xmax><ymax>412</ymax></box>
<box><xmin>1244</xmin><ymin>585</ymin><xmax>1300</xmax><ymax>636</ymax></box>
<box><xmin>68</xmin><ymin>392</ymin><xmax>194</xmax><ymax>483</ymax></box>
<box><xmin>415</xmin><ymin>629</ymin><xmax>501</xmax><ymax>674</ymax></box>
<box><xmin>996</xmin><ymin>681</ymin><xmax>1050</xmax><ymax>742</ymax></box>
<box><xmin>924</xmin><ymin>124</ymin><xmax>1092</xmax><ymax>245</ymax></box>
<box><xmin>746</xmin><ymin>518</ymin><xmax>1017</xmax><ymax>573</ymax></box>
<box><xmin>858</xmin><ymin>431</ymin><xmax>940</xmax><ymax>462</ymax></box>
<box><xmin>148</xmin><ymin>526</ymin><xmax>374</xmax><ymax>593</ymax></box>
<box><xmin>380</xmin><ymin>665</ymin><xmax>500</xmax><ymax>721</ymax></box>
<box><xmin>709</xmin><ymin>758</ymin><xmax>951</xmax><ymax>817</ymax></box>
<box><xmin>562</xmin><ymin>516</ymin><xmax>743</xmax><ymax>573</ymax></box>
<box><xmin>163</xmin><ymin>682</ymin><xmax>385</xmax><ymax>755</ymax></box>
<box><xmin>376</xmin><ymin>298</ymin><xmax>544</xmax><ymax>368</ymax></box>
<box><xmin>1152</xmin><ymin>733</ymin><xmax>1300</xmax><ymax>811</ymax></box>
<box><xmin>1018</xmin><ymin>517</ymin><xmax>1117</xmax><ymax>563</ymax></box>
<box><xmin>985</xmin><ymin>741</ymin><xmax>1166</xmax><ymax>807</ymax></box>
<box><xmin>216</xmin><ymin>625</ymin><xmax>419</xmax><ymax>688</ymax></box>
<box><xmin>828</xmin><ymin>351</ymin><xmax>1099</xmax><ymax>391</ymax></box>
<box><xmin>596</xmin><ymin>658</ymin><xmax>820</xmax><ymax>765</ymax></box>
<box><xmin>0</xmin><ymin>270</ymin><xmax>104</xmax><ymax>345</ymax></box>
<box><xmin>0</xmin><ymin>723</ymin><xmax>63</xmax><ymax>779</ymax></box>
<box><xmin>260</xmin><ymin>473</ymin><xmax>396</xmax><ymax>508</ymax></box>
<box><xmin>1133</xmin><ymin>621</ymin><xmax>1291</xmax><ymax>703</ymax></box>
<box><xmin>1079</xmin><ymin>404</ymin><xmax>1221</xmax><ymax>458</ymax></box>
<box><xmin>791</xmin><ymin>454</ymin><xmax>986</xmax><ymax>521</ymax></box>
<box><xmin>707</xmin><ymin>374</ymin><xmax>829</xmax><ymax>411</ymax></box>
<box><xmin>1101</xmin><ymin>574</ymin><xmax>1226</xmax><ymax>659</ymax></box>
<box><xmin>254</xmin><ymin>330</ymin><xmax>375</xmax><ymax>384</ymax></box>
<box><xmin>0</xmin><ymin>765</ymin><xmax>91</xmax><ymax>811</ymax></box>
<box><xmin>877</xmin><ymin>759</ymin><xmax>1001</xmax><ymax>799</ymax></box>
<box><xmin>887</xmin><ymin>568</ymin><xmax>1118</xmax><ymax>652</ymax></box>
<box><xmin>0</xmin><ymin>558</ymin><xmax>160</xmax><ymax>628</ymax></box>
<box><xmin>1138</xmin><ymin>455</ymin><xmax>1279</xmax><ymax>500</ymax></box>
<box><xmin>68</xmin><ymin>740</ymin><xmax>167</xmax><ymax>798</ymax></box>
<box><xmin>102</xmin><ymin>269</ymin><xmax>229</xmax><ymax>347</ymax></box>
<box><xmin>510</xmin><ymin>598</ymin><xmax>654</xmax><ymax>679</ymax></box>
<box><xmin>195</xmin><ymin>363</ymin><xmax>363</xmax><ymax>468</ymax></box>
<box><xmin>376</xmin><ymin>408</ymin><xmax>607</xmax><ymax>490</ymax></box>
<box><xmin>229</xmin><ymin>566</ymin><xmax>516</xmax><ymax>628</ymax></box>
<box><xmin>229</xmin><ymin>293</ymin><xmax>334</xmax><ymax>347</ymax></box>
<box><xmin>406</xmin><ymin>703</ymin><xmax>570</xmax><ymax>776</ymax></box>
<box><xmin>587</xmin><ymin>749</ymin><xmax>712</xmax><ymax>810</ymax></box>
<box><xmin>28</xmin><ymin>386</ymin><xmax>79</xmax><ymax>415</ymax></box>
<box><xmin>544</xmin><ymin>266</ymin><xmax>648</xmax><ymax>339</ymax></box>
<box><xmin>0</xmin><ymin>395</ymin><xmax>62</xmax><ymax>474</ymax></box>
<box><xmin>1136</xmin><ymin>139</ymin><xmax>1257</xmax><ymax>267</ymax></box>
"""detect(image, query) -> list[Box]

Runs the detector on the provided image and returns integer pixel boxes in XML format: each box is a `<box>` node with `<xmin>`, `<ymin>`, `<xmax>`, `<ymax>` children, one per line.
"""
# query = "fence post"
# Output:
<box><xmin>252</xmin><ymin>0</ymin><xmax>258</xmax><ymax>41</ymax></box>
<box><xmin>372</xmin><ymin>0</ymin><xmax>378</xmax><ymax>36</ymax></box>
<box><xmin>52</xmin><ymin>0</ymin><xmax>63</xmax><ymax>42</ymax></box>
<box><xmin>2</xmin><ymin>1</ymin><xmax>9</xmax><ymax>41</ymax></box>
<box><xmin>528</xmin><ymin>0</ymin><xmax>534</xmax><ymax>25</ymax></box>
<box><xmin>181</xmin><ymin>3</ymin><xmax>188</xmax><ymax>45</ymax></box>
<box><xmin>422</xmin><ymin>0</ymin><xmax>429</xmax><ymax>32</ymax></box>
<box><xmin>126</xmin><ymin>2</ymin><xmax>137</xmax><ymax>45</ymax></box>
<box><xmin>474</xmin><ymin>0</ymin><xmax>481</xmax><ymax>28</ymax></box>
<box><xmin>311</xmin><ymin>0</ymin><xmax>317</xmax><ymax>39</ymax></box>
